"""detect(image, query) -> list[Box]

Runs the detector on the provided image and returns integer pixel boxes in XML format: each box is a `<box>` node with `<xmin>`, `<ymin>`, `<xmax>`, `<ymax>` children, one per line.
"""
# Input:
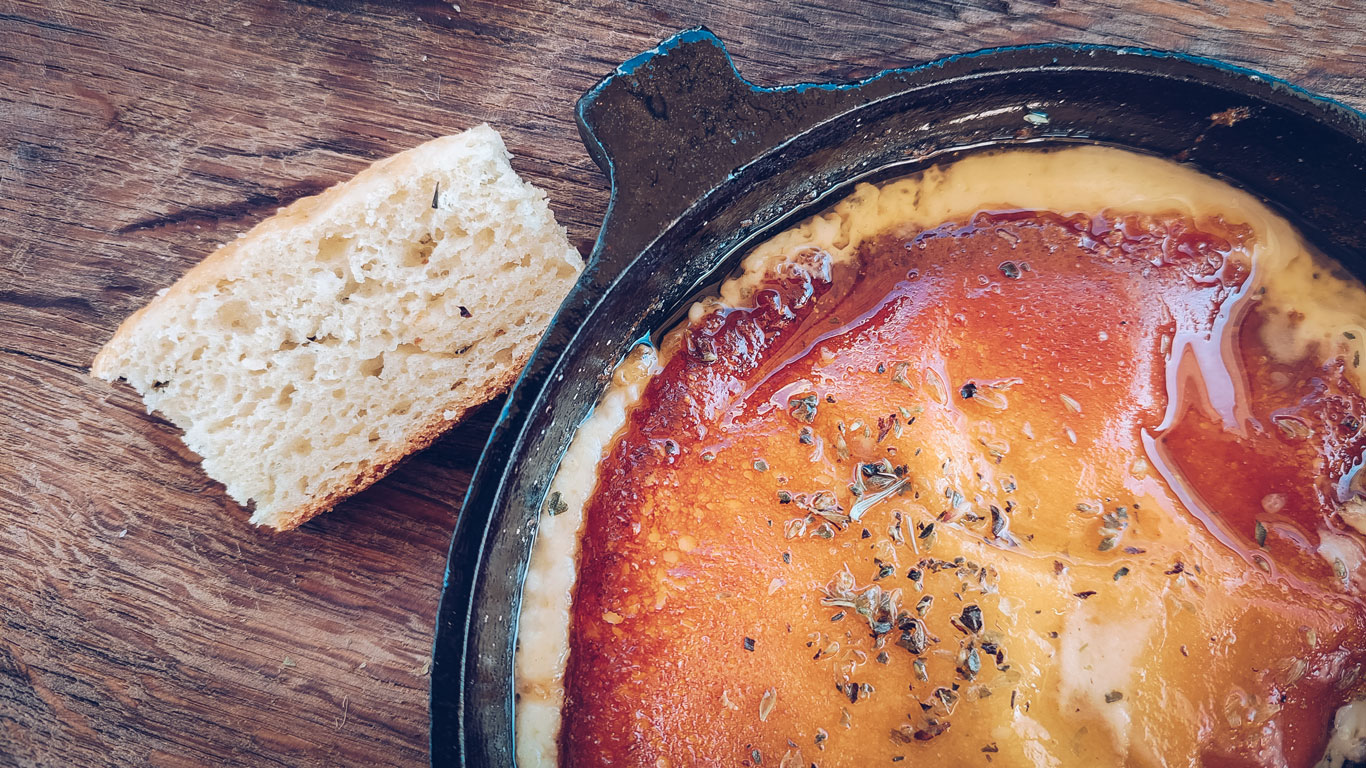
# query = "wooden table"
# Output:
<box><xmin>2</xmin><ymin>1</ymin><xmax>1364</xmax><ymax>765</ymax></box>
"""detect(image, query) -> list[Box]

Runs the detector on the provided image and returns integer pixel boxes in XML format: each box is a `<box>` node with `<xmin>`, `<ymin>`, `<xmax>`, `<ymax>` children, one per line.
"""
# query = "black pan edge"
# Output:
<box><xmin>432</xmin><ymin>29</ymin><xmax>1366</xmax><ymax>767</ymax></box>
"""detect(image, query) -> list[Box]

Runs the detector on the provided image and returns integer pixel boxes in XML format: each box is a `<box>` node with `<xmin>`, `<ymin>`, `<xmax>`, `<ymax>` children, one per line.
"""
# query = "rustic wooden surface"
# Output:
<box><xmin>2</xmin><ymin>1</ymin><xmax>1365</xmax><ymax>766</ymax></box>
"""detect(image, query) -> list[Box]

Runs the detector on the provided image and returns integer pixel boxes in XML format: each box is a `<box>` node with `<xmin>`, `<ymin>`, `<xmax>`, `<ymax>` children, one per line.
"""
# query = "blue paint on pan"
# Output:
<box><xmin>586</xmin><ymin>26</ymin><xmax>1365</xmax><ymax>121</ymax></box>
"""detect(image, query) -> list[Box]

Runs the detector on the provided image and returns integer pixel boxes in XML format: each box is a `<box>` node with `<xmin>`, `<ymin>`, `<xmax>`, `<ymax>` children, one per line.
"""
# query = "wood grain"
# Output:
<box><xmin>1</xmin><ymin>0</ymin><xmax>1363</xmax><ymax>765</ymax></box>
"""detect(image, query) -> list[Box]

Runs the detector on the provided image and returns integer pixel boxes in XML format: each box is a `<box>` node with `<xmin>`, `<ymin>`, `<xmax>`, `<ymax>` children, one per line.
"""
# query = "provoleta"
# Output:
<box><xmin>518</xmin><ymin>146</ymin><xmax>1366</xmax><ymax>767</ymax></box>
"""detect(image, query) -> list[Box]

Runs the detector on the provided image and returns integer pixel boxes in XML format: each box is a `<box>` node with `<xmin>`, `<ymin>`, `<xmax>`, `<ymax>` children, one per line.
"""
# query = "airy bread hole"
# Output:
<box><xmin>360</xmin><ymin>353</ymin><xmax>385</xmax><ymax>378</ymax></box>
<box><xmin>405</xmin><ymin>231</ymin><xmax>443</xmax><ymax>268</ymax></box>
<box><xmin>288</xmin><ymin>436</ymin><xmax>312</xmax><ymax>456</ymax></box>
<box><xmin>277</xmin><ymin>384</ymin><xmax>296</xmax><ymax>407</ymax></box>
<box><xmin>474</xmin><ymin>227</ymin><xmax>494</xmax><ymax>251</ymax></box>
<box><xmin>318</xmin><ymin>234</ymin><xmax>352</xmax><ymax>265</ymax></box>
<box><xmin>339</xmin><ymin>274</ymin><xmax>361</xmax><ymax>302</ymax></box>
<box><xmin>217</xmin><ymin>299</ymin><xmax>259</xmax><ymax>333</ymax></box>
<box><xmin>499</xmin><ymin>252</ymin><xmax>533</xmax><ymax>273</ymax></box>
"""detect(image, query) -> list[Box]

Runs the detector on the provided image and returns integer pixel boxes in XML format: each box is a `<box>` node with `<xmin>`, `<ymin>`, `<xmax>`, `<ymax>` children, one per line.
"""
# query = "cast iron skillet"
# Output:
<box><xmin>430</xmin><ymin>27</ymin><xmax>1366</xmax><ymax>766</ymax></box>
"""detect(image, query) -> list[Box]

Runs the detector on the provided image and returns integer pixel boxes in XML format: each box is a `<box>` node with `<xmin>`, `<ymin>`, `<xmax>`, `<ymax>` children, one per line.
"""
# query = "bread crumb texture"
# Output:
<box><xmin>92</xmin><ymin>125</ymin><xmax>582</xmax><ymax>530</ymax></box>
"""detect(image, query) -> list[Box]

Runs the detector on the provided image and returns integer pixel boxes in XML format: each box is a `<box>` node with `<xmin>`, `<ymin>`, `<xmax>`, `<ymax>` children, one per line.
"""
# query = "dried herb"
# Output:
<box><xmin>458</xmin><ymin>305</ymin><xmax>472</xmax><ymax>318</ymax></box>
<box><xmin>1098</xmin><ymin>506</ymin><xmax>1129</xmax><ymax>551</ymax></box>
<box><xmin>896</xmin><ymin>618</ymin><xmax>929</xmax><ymax>654</ymax></box>
<box><xmin>914</xmin><ymin>719</ymin><xmax>951</xmax><ymax>741</ymax></box>
<box><xmin>1255</xmin><ymin>520</ymin><xmax>1267</xmax><ymax>548</ymax></box>
<box><xmin>880</xmin><ymin>361</ymin><xmax>911</xmax><ymax>390</ymax></box>
<box><xmin>844</xmin><ymin>682</ymin><xmax>859</xmax><ymax>703</ymax></box>
<box><xmin>1105</xmin><ymin>690</ymin><xmax>1123</xmax><ymax>704</ymax></box>
<box><xmin>797</xmin><ymin>491</ymin><xmax>849</xmax><ymax>529</ymax></box>
<box><xmin>799</xmin><ymin>426</ymin><xmax>815</xmax><ymax>445</ymax></box>
<box><xmin>777</xmin><ymin>490</ymin><xmax>792</xmax><ymax>504</ymax></box>
<box><xmin>431</xmin><ymin>183</ymin><xmax>440</xmax><ymax>209</ymax></box>
<box><xmin>960</xmin><ymin>381</ymin><xmax>977</xmax><ymax>399</ymax></box>
<box><xmin>1113</xmin><ymin>567</ymin><xmax>1130</xmax><ymax>581</ymax></box>
<box><xmin>877</xmin><ymin>415</ymin><xmax>898</xmax><ymax>443</ymax></box>
<box><xmin>692</xmin><ymin>337</ymin><xmax>719</xmax><ymax>363</ymax></box>
<box><xmin>999</xmin><ymin>261</ymin><xmax>1020</xmax><ymax>280</ymax></box>
<box><xmin>759</xmin><ymin>687</ymin><xmax>777</xmax><ymax>721</ymax></box>
<box><xmin>989</xmin><ymin>505</ymin><xmax>1008</xmax><ymax>538</ymax></box>
<box><xmin>544</xmin><ymin>491</ymin><xmax>568</xmax><ymax>516</ymax></box>
<box><xmin>753</xmin><ymin>459</ymin><xmax>769</xmax><ymax>472</ymax></box>
<box><xmin>1272</xmin><ymin>414</ymin><xmax>1312</xmax><ymax>440</ymax></box>
<box><xmin>960</xmin><ymin>604</ymin><xmax>983</xmax><ymax>633</ymax></box>
<box><xmin>963</xmin><ymin>647</ymin><xmax>981</xmax><ymax>678</ymax></box>
<box><xmin>1074</xmin><ymin>590</ymin><xmax>1098</xmax><ymax>600</ymax></box>
<box><xmin>788</xmin><ymin>393</ymin><xmax>819</xmax><ymax>423</ymax></box>
<box><xmin>849</xmin><ymin>476</ymin><xmax>908</xmax><ymax>522</ymax></box>
<box><xmin>744</xmin><ymin>637</ymin><xmax>755</xmax><ymax>652</ymax></box>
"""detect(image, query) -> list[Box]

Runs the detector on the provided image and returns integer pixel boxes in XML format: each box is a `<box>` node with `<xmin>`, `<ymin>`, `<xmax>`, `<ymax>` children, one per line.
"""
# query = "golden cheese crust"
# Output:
<box><xmin>560</xmin><ymin>210</ymin><xmax>1366</xmax><ymax>766</ymax></box>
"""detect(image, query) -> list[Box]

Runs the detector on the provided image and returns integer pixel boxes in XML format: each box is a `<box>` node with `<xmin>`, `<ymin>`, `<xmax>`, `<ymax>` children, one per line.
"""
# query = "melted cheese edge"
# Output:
<box><xmin>513</xmin><ymin>145</ymin><xmax>1366</xmax><ymax>766</ymax></box>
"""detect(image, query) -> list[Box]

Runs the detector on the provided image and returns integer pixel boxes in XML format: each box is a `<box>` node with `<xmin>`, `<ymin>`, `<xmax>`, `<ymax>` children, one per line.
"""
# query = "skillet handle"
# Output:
<box><xmin>573</xmin><ymin>26</ymin><xmax>868</xmax><ymax>278</ymax></box>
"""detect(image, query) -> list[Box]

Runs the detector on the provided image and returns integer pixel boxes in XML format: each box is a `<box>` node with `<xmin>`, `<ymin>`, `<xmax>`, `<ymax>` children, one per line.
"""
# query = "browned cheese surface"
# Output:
<box><xmin>2</xmin><ymin>2</ymin><xmax>1366</xmax><ymax>766</ymax></box>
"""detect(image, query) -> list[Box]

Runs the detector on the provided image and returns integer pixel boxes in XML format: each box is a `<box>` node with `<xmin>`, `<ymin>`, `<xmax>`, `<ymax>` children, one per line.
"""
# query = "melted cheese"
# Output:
<box><xmin>514</xmin><ymin>344</ymin><xmax>658</xmax><ymax>767</ymax></box>
<box><xmin>514</xmin><ymin>145</ymin><xmax>1366</xmax><ymax>766</ymax></box>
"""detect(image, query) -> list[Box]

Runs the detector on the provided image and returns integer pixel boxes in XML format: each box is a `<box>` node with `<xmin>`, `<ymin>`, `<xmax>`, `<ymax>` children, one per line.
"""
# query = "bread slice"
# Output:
<box><xmin>93</xmin><ymin>125</ymin><xmax>582</xmax><ymax>530</ymax></box>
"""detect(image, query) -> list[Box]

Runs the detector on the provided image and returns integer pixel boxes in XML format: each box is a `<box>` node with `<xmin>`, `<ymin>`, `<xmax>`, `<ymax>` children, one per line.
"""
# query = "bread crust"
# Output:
<box><xmin>263</xmin><ymin>349</ymin><xmax>529</xmax><ymax>531</ymax></box>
